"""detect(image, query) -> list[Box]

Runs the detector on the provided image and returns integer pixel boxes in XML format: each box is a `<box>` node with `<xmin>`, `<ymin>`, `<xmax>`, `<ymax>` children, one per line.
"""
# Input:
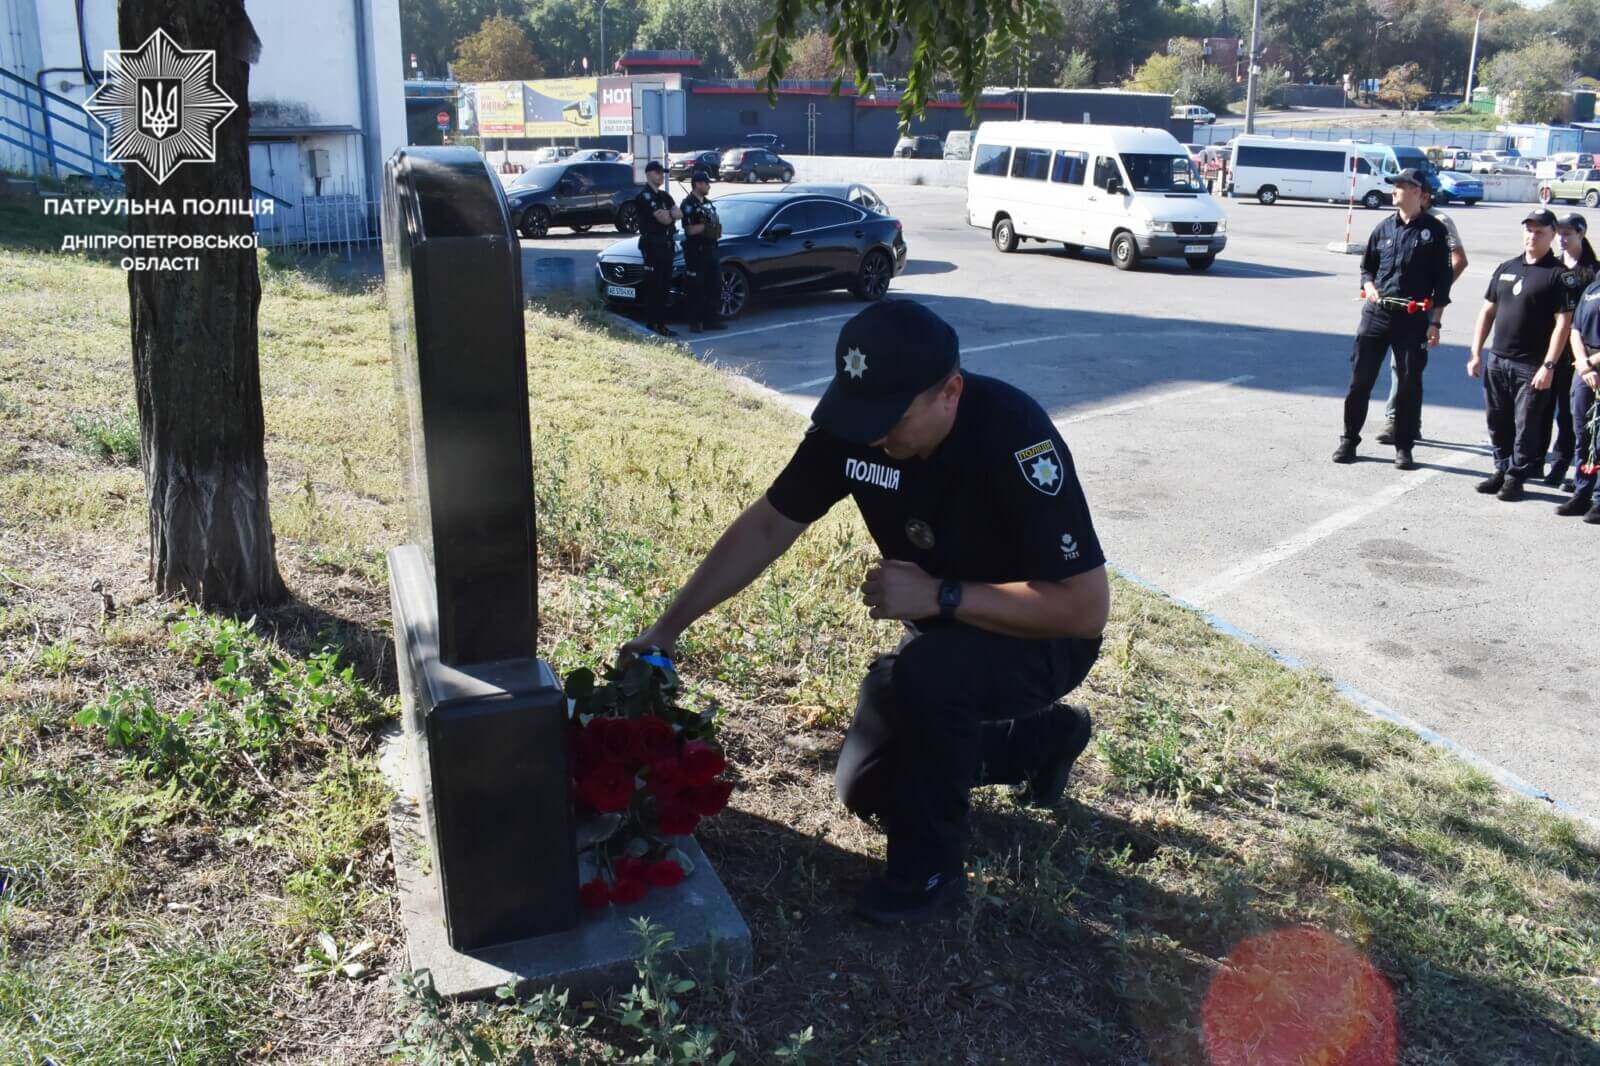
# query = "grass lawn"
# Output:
<box><xmin>1</xmin><ymin>200</ymin><xmax>1598</xmax><ymax>1064</ymax></box>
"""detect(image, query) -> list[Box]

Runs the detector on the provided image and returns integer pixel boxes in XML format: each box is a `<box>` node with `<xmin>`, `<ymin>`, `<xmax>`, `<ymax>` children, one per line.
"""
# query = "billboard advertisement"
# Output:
<box><xmin>522</xmin><ymin>77</ymin><xmax>598</xmax><ymax>138</ymax></box>
<box><xmin>476</xmin><ymin>81</ymin><xmax>526</xmax><ymax>135</ymax></box>
<box><xmin>597</xmin><ymin>74</ymin><xmax>682</xmax><ymax>137</ymax></box>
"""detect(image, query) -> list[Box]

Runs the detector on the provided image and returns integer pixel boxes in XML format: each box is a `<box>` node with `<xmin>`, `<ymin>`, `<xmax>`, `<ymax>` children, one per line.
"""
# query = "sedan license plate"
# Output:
<box><xmin>606</xmin><ymin>284</ymin><xmax>635</xmax><ymax>299</ymax></box>
<box><xmin>1184</xmin><ymin>243</ymin><xmax>1208</xmax><ymax>254</ymax></box>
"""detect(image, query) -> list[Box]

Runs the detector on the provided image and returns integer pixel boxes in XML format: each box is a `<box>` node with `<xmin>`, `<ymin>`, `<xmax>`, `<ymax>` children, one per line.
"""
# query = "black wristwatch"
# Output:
<box><xmin>937</xmin><ymin>580</ymin><xmax>963</xmax><ymax>620</ymax></box>
<box><xmin>1543</xmin><ymin>360</ymin><xmax>1556</xmax><ymax>370</ymax></box>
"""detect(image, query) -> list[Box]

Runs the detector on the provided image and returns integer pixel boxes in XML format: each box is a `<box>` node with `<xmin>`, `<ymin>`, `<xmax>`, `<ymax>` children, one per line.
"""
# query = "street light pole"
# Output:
<box><xmin>1463</xmin><ymin>11</ymin><xmax>1482</xmax><ymax>109</ymax></box>
<box><xmin>598</xmin><ymin>0</ymin><xmax>606</xmax><ymax>78</ymax></box>
<box><xmin>1243</xmin><ymin>0</ymin><xmax>1262</xmax><ymax>134</ymax></box>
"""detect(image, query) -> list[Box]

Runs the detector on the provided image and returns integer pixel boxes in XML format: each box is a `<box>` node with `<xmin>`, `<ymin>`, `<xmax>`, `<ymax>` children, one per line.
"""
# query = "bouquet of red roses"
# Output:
<box><xmin>565</xmin><ymin>655</ymin><xmax>733</xmax><ymax>911</ymax></box>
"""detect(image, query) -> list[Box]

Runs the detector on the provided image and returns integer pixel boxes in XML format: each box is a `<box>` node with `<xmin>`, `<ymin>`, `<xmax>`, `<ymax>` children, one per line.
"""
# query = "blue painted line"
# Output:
<box><xmin>1110</xmin><ymin>564</ymin><xmax>1595</xmax><ymax>830</ymax></box>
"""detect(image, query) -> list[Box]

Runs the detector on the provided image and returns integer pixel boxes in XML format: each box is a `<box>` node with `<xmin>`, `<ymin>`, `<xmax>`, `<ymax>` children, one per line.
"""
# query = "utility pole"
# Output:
<box><xmin>1463</xmin><ymin>11</ymin><xmax>1482</xmax><ymax>109</ymax></box>
<box><xmin>598</xmin><ymin>0</ymin><xmax>606</xmax><ymax>78</ymax></box>
<box><xmin>1243</xmin><ymin>0</ymin><xmax>1262</xmax><ymax>133</ymax></box>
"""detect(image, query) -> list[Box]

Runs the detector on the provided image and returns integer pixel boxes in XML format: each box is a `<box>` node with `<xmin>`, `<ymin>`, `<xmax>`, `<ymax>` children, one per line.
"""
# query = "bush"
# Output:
<box><xmin>1177</xmin><ymin>65</ymin><xmax>1236</xmax><ymax>115</ymax></box>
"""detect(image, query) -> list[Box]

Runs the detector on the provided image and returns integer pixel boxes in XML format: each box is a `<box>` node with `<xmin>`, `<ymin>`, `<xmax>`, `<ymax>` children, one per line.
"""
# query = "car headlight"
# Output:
<box><xmin>1216</xmin><ymin>218</ymin><xmax>1228</xmax><ymax>233</ymax></box>
<box><xmin>1147</xmin><ymin>221</ymin><xmax>1173</xmax><ymax>233</ymax></box>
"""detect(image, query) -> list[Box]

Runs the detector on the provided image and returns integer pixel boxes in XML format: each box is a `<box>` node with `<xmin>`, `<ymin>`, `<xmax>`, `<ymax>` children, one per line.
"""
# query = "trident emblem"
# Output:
<box><xmin>137</xmin><ymin>78</ymin><xmax>182</xmax><ymax>140</ymax></box>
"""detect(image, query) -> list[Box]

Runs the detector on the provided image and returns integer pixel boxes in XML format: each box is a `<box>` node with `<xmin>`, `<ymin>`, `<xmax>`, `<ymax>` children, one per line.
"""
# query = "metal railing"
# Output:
<box><xmin>0</xmin><ymin>65</ymin><xmax>120</xmax><ymax>185</ymax></box>
<box><xmin>254</xmin><ymin>175</ymin><xmax>380</xmax><ymax>258</ymax></box>
<box><xmin>1191</xmin><ymin>124</ymin><xmax>1512</xmax><ymax>152</ymax></box>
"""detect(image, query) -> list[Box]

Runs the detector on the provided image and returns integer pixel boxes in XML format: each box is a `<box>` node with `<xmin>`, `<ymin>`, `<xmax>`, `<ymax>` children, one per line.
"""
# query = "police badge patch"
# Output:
<box><xmin>905</xmin><ymin>518</ymin><xmax>936</xmax><ymax>550</ymax></box>
<box><xmin>1014</xmin><ymin>440</ymin><xmax>1063</xmax><ymax>496</ymax></box>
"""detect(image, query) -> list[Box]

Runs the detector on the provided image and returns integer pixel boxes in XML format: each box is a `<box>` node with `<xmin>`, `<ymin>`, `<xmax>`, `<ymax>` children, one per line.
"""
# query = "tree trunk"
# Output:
<box><xmin>122</xmin><ymin>0</ymin><xmax>284</xmax><ymax>608</ymax></box>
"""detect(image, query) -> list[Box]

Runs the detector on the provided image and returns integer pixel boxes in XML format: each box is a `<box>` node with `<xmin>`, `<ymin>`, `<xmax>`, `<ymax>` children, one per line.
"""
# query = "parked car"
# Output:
<box><xmin>1471</xmin><ymin>150</ymin><xmax>1532</xmax><ymax>175</ymax></box>
<box><xmin>668</xmin><ymin>150</ymin><xmax>723</xmax><ymax>180</ymax></box>
<box><xmin>1419</xmin><ymin>94</ymin><xmax>1464</xmax><ymax>111</ymax></box>
<box><xmin>1172</xmin><ymin>104</ymin><xmax>1216</xmax><ymax>125</ymax></box>
<box><xmin>895</xmin><ymin>134</ymin><xmax>943</xmax><ymax>159</ymax></box>
<box><xmin>1536</xmin><ymin>152</ymin><xmax>1595</xmax><ymax>179</ymax></box>
<box><xmin>740</xmin><ymin>133</ymin><xmax>784</xmax><ymax>151</ymax></box>
<box><xmin>750</xmin><ymin>181</ymin><xmax>892</xmax><ymax>215</ymax></box>
<box><xmin>569</xmin><ymin>148</ymin><xmax>622</xmax><ymax>162</ymax></box>
<box><xmin>528</xmin><ymin>146</ymin><xmax>577</xmax><ymax>165</ymax></box>
<box><xmin>719</xmin><ymin>147</ymin><xmax>795</xmax><ymax>183</ymax></box>
<box><xmin>1382</xmin><ymin>146</ymin><xmax>1482</xmax><ymax>205</ymax></box>
<box><xmin>594</xmin><ymin>193</ymin><xmax>906</xmax><ymax>320</ymax></box>
<box><xmin>944</xmin><ymin>130</ymin><xmax>975</xmax><ymax>160</ymax></box>
<box><xmin>504</xmin><ymin>161</ymin><xmax>645</xmax><ymax>238</ymax></box>
<box><xmin>1540</xmin><ymin>168</ymin><xmax>1600</xmax><ymax>207</ymax></box>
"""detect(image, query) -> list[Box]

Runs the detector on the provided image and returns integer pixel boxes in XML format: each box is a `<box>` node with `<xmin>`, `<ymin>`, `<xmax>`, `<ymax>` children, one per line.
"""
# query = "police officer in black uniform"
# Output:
<box><xmin>1334</xmin><ymin>168</ymin><xmax>1454</xmax><ymax>471</ymax></box>
<box><xmin>635</xmin><ymin>161</ymin><xmax>680</xmax><ymax>337</ymax></box>
<box><xmin>1467</xmin><ymin>208</ymin><xmax>1580</xmax><ymax>501</ymax></box>
<box><xmin>622</xmin><ymin>301</ymin><xmax>1110</xmax><ymax>925</ymax></box>
<box><xmin>680</xmin><ymin>169</ymin><xmax>725</xmax><ymax>334</ymax></box>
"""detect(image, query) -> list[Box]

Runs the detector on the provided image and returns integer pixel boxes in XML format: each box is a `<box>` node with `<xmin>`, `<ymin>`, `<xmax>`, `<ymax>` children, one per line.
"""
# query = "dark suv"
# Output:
<box><xmin>503</xmin><ymin>161</ymin><xmax>646</xmax><ymax>238</ymax></box>
<box><xmin>719</xmin><ymin>148</ymin><xmax>794</xmax><ymax>183</ymax></box>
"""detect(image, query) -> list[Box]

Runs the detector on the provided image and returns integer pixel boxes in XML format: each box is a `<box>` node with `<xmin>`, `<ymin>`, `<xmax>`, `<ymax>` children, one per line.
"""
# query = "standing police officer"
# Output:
<box><xmin>1468</xmin><ymin>208</ymin><xmax>1580</xmax><ymax>501</ymax></box>
<box><xmin>680</xmin><ymin>169</ymin><xmax>725</xmax><ymax>334</ymax></box>
<box><xmin>1334</xmin><ymin>168</ymin><xmax>1454</xmax><ymax>471</ymax></box>
<box><xmin>635</xmin><ymin>161</ymin><xmax>680</xmax><ymax>337</ymax></box>
<box><xmin>1561</xmin><ymin>263</ymin><xmax>1600</xmax><ymax>521</ymax></box>
<box><xmin>622</xmin><ymin>301</ymin><xmax>1110</xmax><ymax>925</ymax></box>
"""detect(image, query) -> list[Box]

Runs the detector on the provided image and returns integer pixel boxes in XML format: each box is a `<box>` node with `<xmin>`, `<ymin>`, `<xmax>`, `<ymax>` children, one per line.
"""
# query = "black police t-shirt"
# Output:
<box><xmin>765</xmin><ymin>374</ymin><xmax>1105</xmax><ymax>590</ymax></box>
<box><xmin>1574</xmin><ymin>274</ymin><xmax>1600</xmax><ymax>349</ymax></box>
<box><xmin>681</xmin><ymin>194</ymin><xmax>717</xmax><ymax>245</ymax></box>
<box><xmin>636</xmin><ymin>187</ymin><xmax>675</xmax><ymax>238</ymax></box>
<box><xmin>1485</xmin><ymin>252</ymin><xmax>1579</xmax><ymax>362</ymax></box>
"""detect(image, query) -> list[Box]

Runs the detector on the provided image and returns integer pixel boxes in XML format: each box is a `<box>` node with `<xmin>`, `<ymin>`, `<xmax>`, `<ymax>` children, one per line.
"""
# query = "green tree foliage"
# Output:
<box><xmin>452</xmin><ymin>14</ymin><xmax>543</xmax><ymax>81</ymax></box>
<box><xmin>1179</xmin><ymin>63</ymin><xmax>1236</xmax><ymax>112</ymax></box>
<box><xmin>635</xmin><ymin>0</ymin><xmax>784</xmax><ymax>76</ymax></box>
<box><xmin>1378</xmin><ymin>61</ymin><xmax>1428</xmax><ymax>110</ymax></box>
<box><xmin>1056</xmin><ymin>48</ymin><xmax>1095</xmax><ymax>88</ymax></box>
<box><xmin>1481</xmin><ymin>39</ymin><xmax>1576</xmax><ymax>124</ymax></box>
<box><xmin>400</xmin><ymin>0</ymin><xmax>519</xmax><ymax>78</ymax></box>
<box><xmin>1256</xmin><ymin>63</ymin><xmax>1289</xmax><ymax>107</ymax></box>
<box><xmin>1127</xmin><ymin>50</ymin><xmax>1184</xmax><ymax>95</ymax></box>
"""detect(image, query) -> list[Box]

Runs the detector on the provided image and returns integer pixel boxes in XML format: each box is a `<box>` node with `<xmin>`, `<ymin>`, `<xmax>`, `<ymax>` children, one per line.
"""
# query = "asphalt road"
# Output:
<box><xmin>520</xmin><ymin>185</ymin><xmax>1600</xmax><ymax>823</ymax></box>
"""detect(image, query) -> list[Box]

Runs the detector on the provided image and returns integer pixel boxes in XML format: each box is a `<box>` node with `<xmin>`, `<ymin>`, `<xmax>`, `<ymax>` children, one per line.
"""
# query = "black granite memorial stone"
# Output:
<box><xmin>382</xmin><ymin>146</ymin><xmax>578</xmax><ymax>950</ymax></box>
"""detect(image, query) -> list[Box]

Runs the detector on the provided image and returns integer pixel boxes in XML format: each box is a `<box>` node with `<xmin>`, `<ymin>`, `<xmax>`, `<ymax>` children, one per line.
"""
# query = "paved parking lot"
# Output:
<box><xmin>521</xmin><ymin>183</ymin><xmax>1600</xmax><ymax>823</ymax></box>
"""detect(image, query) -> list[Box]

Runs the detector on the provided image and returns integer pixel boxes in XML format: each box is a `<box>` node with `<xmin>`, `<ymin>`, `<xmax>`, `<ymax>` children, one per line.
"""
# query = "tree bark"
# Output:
<box><xmin>122</xmin><ymin>0</ymin><xmax>284</xmax><ymax>608</ymax></box>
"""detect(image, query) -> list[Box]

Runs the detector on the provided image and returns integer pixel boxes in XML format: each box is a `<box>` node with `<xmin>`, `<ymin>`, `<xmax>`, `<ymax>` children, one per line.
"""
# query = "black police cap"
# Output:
<box><xmin>1523</xmin><ymin>208</ymin><xmax>1558</xmax><ymax>228</ymax></box>
<box><xmin>644</xmin><ymin>160</ymin><xmax>665</xmax><ymax>173</ymax></box>
<box><xmin>690</xmin><ymin>168</ymin><xmax>711</xmax><ymax>183</ymax></box>
<box><xmin>1386</xmin><ymin>167</ymin><xmax>1428</xmax><ymax>189</ymax></box>
<box><xmin>811</xmin><ymin>301</ymin><xmax>960</xmax><ymax>445</ymax></box>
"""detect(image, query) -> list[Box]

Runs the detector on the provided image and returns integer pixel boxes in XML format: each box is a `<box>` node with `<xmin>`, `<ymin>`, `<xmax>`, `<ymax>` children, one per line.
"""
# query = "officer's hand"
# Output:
<box><xmin>1363</xmin><ymin>283</ymin><xmax>1381</xmax><ymax>304</ymax></box>
<box><xmin>619</xmin><ymin>627</ymin><xmax>679</xmax><ymax>662</ymax></box>
<box><xmin>1466</xmin><ymin>353</ymin><xmax>1481</xmax><ymax>378</ymax></box>
<box><xmin>1582</xmin><ymin>368</ymin><xmax>1600</xmax><ymax>390</ymax></box>
<box><xmin>653</xmin><ymin>208</ymin><xmax>671</xmax><ymax>225</ymax></box>
<box><xmin>1426</xmin><ymin>323</ymin><xmax>1441</xmax><ymax>349</ymax></box>
<box><xmin>860</xmin><ymin>560</ymin><xmax>939</xmax><ymax>621</ymax></box>
<box><xmin>1532</xmin><ymin>365</ymin><xmax>1554</xmax><ymax>391</ymax></box>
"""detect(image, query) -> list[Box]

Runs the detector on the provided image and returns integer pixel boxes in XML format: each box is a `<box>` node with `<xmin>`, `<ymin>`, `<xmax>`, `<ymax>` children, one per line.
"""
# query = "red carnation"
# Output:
<box><xmin>610</xmin><ymin>877</ymin><xmax>647</xmax><ymax>905</ymax></box>
<box><xmin>633</xmin><ymin>716</ymin><xmax>678</xmax><ymax>765</ymax></box>
<box><xmin>575</xmin><ymin>761</ymin><xmax>634</xmax><ymax>813</ymax></box>
<box><xmin>681</xmin><ymin>740</ymin><xmax>727</xmax><ymax>786</ymax></box>
<box><xmin>657</xmin><ymin>802</ymin><xmax>701</xmax><ymax>836</ymax></box>
<box><xmin>614</xmin><ymin>856</ymin><xmax>648</xmax><ymax>882</ymax></box>
<box><xmin>580</xmin><ymin>877</ymin><xmax>611</xmax><ymax>911</ymax></box>
<box><xmin>687</xmin><ymin>778</ymin><xmax>734</xmax><ymax>817</ymax></box>
<box><xmin>647</xmin><ymin>859</ymin><xmax>685</xmax><ymax>888</ymax></box>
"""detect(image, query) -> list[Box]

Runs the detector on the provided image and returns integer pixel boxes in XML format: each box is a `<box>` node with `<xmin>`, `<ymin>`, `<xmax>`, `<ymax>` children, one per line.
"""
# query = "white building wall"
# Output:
<box><xmin>247</xmin><ymin>0</ymin><xmax>361</xmax><ymax>131</ymax></box>
<box><xmin>366</xmin><ymin>0</ymin><xmax>406</xmax><ymax>173</ymax></box>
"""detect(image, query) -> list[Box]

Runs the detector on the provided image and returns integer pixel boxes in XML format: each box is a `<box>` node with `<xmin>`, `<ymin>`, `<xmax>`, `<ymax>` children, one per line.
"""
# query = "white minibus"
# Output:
<box><xmin>966</xmin><ymin>122</ymin><xmax>1228</xmax><ymax>271</ymax></box>
<box><xmin>1228</xmin><ymin>135</ymin><xmax>1391</xmax><ymax>208</ymax></box>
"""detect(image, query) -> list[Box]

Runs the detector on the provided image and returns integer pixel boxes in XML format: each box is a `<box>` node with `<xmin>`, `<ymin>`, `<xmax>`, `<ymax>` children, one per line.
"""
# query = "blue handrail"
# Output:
<box><xmin>0</xmin><ymin>64</ymin><xmax>119</xmax><ymax>182</ymax></box>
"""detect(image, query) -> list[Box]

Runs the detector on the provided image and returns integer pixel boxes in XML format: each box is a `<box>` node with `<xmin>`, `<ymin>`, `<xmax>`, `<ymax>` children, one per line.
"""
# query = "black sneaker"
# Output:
<box><xmin>1016</xmin><ymin>704</ymin><xmax>1093</xmax><ymax>809</ymax></box>
<box><xmin>1331</xmin><ymin>439</ymin><xmax>1357</xmax><ymax>463</ymax></box>
<box><xmin>1475</xmin><ymin>472</ymin><xmax>1505</xmax><ymax>495</ymax></box>
<box><xmin>652</xmin><ymin>323</ymin><xmax>678</xmax><ymax>338</ymax></box>
<box><xmin>1556</xmin><ymin>494</ymin><xmax>1592</xmax><ymax>516</ymax></box>
<box><xmin>1394</xmin><ymin>448</ymin><xmax>1416</xmax><ymax>470</ymax></box>
<box><xmin>1543</xmin><ymin>461</ymin><xmax>1569</xmax><ymax>488</ymax></box>
<box><xmin>854</xmin><ymin>869</ymin><xmax>964</xmax><ymax>926</ymax></box>
<box><xmin>1376</xmin><ymin>423</ymin><xmax>1395</xmax><ymax>446</ymax></box>
<box><xmin>1497</xmin><ymin>477</ymin><xmax>1525</xmax><ymax>502</ymax></box>
<box><xmin>1586</xmin><ymin>503</ymin><xmax>1600</xmax><ymax>524</ymax></box>
<box><xmin>703</xmin><ymin>320</ymin><xmax>727</xmax><ymax>331</ymax></box>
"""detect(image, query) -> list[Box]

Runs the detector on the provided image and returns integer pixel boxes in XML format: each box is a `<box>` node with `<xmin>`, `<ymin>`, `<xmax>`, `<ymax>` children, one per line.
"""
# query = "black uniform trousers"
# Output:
<box><xmin>1484</xmin><ymin>353</ymin><xmax>1558</xmax><ymax>481</ymax></box>
<box><xmin>683</xmin><ymin>239</ymin><xmax>719</xmax><ymax>326</ymax></box>
<box><xmin>1574</xmin><ymin>371</ymin><xmax>1599</xmax><ymax>499</ymax></box>
<box><xmin>833</xmin><ymin>622</ymin><xmax>1101</xmax><ymax>880</ymax></box>
<box><xmin>639</xmin><ymin>232</ymin><xmax>674</xmax><ymax>325</ymax></box>
<box><xmin>1549</xmin><ymin>357</ymin><xmax>1576</xmax><ymax>468</ymax></box>
<box><xmin>1344</xmin><ymin>306</ymin><xmax>1430</xmax><ymax>450</ymax></box>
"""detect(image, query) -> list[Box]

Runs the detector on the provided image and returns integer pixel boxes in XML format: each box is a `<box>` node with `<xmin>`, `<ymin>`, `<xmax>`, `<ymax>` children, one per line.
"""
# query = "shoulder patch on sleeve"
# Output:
<box><xmin>1013</xmin><ymin>439</ymin><xmax>1063</xmax><ymax>496</ymax></box>
<box><xmin>1564</xmin><ymin>270</ymin><xmax>1583</xmax><ymax>289</ymax></box>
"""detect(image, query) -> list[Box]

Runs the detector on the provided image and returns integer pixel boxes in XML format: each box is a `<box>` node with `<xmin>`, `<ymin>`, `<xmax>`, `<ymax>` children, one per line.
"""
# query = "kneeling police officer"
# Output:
<box><xmin>623</xmin><ymin>301</ymin><xmax>1110</xmax><ymax>925</ymax></box>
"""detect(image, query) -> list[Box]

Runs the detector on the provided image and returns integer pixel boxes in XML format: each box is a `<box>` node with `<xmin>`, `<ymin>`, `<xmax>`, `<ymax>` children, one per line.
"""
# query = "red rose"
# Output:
<box><xmin>649</xmin><ymin>757</ymin><xmax>686</xmax><ymax>795</ymax></box>
<box><xmin>687</xmin><ymin>778</ymin><xmax>734</xmax><ymax>817</ymax></box>
<box><xmin>657</xmin><ymin>802</ymin><xmax>700</xmax><ymax>836</ymax></box>
<box><xmin>647</xmin><ymin>859</ymin><xmax>685</xmax><ymax>887</ymax></box>
<box><xmin>681</xmin><ymin>740</ymin><xmax>727</xmax><ymax>786</ymax></box>
<box><xmin>575</xmin><ymin>761</ymin><xmax>634</xmax><ymax>813</ymax></box>
<box><xmin>633</xmin><ymin>716</ymin><xmax>678</xmax><ymax>765</ymax></box>
<box><xmin>580</xmin><ymin>877</ymin><xmax>611</xmax><ymax>910</ymax></box>
<box><xmin>571</xmin><ymin>721</ymin><xmax>601</xmax><ymax>776</ymax></box>
<box><xmin>614</xmin><ymin>856</ymin><xmax>648</xmax><ymax>882</ymax></box>
<box><xmin>593</xmin><ymin>717</ymin><xmax>636</xmax><ymax>768</ymax></box>
<box><xmin>610</xmin><ymin>876</ymin><xmax>647</xmax><ymax>905</ymax></box>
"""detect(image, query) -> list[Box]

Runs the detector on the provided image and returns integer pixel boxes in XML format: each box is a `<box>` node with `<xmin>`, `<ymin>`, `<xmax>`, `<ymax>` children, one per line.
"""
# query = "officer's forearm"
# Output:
<box><xmin>1471</xmin><ymin>304</ymin><xmax>1495</xmax><ymax>356</ymax></box>
<box><xmin>951</xmin><ymin>567</ymin><xmax>1109</xmax><ymax>641</ymax></box>
<box><xmin>654</xmin><ymin>498</ymin><xmax>806</xmax><ymax>639</ymax></box>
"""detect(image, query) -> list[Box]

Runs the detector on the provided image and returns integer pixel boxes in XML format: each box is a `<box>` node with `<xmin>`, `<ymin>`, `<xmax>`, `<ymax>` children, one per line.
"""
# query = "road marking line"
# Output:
<box><xmin>696</xmin><ymin>313</ymin><xmax>857</xmax><ymax>342</ymax></box>
<box><xmin>1057</xmin><ymin>374</ymin><xmax>1255</xmax><ymax>425</ymax></box>
<box><xmin>965</xmin><ymin>332</ymin><xmax>1091</xmax><ymax>354</ymax></box>
<box><xmin>1180</xmin><ymin>467</ymin><xmax>1445</xmax><ymax>604</ymax></box>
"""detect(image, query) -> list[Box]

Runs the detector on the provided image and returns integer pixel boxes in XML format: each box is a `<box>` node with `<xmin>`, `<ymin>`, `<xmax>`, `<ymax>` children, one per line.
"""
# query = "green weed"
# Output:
<box><xmin>68</xmin><ymin>411</ymin><xmax>140</xmax><ymax>465</ymax></box>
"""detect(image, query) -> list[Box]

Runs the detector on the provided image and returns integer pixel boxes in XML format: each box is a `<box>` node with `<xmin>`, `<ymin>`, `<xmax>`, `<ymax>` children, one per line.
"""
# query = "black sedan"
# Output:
<box><xmin>594</xmin><ymin>193</ymin><xmax>906</xmax><ymax>321</ymax></box>
<box><xmin>669</xmin><ymin>150</ymin><xmax>723</xmax><ymax>180</ymax></box>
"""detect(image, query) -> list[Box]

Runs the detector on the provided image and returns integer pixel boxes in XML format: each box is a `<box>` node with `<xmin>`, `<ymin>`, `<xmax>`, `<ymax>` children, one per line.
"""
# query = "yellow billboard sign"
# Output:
<box><xmin>475</xmin><ymin>81</ymin><xmax>527</xmax><ymax>136</ymax></box>
<box><xmin>522</xmin><ymin>77</ymin><xmax>599</xmax><ymax>138</ymax></box>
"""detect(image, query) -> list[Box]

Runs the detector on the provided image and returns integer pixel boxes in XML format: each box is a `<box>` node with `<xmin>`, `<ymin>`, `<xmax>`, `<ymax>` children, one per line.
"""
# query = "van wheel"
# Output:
<box><xmin>1111</xmin><ymin>231</ymin><xmax>1140</xmax><ymax>271</ymax></box>
<box><xmin>1257</xmin><ymin>186</ymin><xmax>1279</xmax><ymax>205</ymax></box>
<box><xmin>1362</xmin><ymin>189</ymin><xmax>1385</xmax><ymax>209</ymax></box>
<box><xmin>1062</xmin><ymin>242</ymin><xmax>1082</xmax><ymax>256</ymax></box>
<box><xmin>1186</xmin><ymin>255</ymin><xmax>1216</xmax><ymax>272</ymax></box>
<box><xmin>993</xmin><ymin>218</ymin><xmax>1018</xmax><ymax>253</ymax></box>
